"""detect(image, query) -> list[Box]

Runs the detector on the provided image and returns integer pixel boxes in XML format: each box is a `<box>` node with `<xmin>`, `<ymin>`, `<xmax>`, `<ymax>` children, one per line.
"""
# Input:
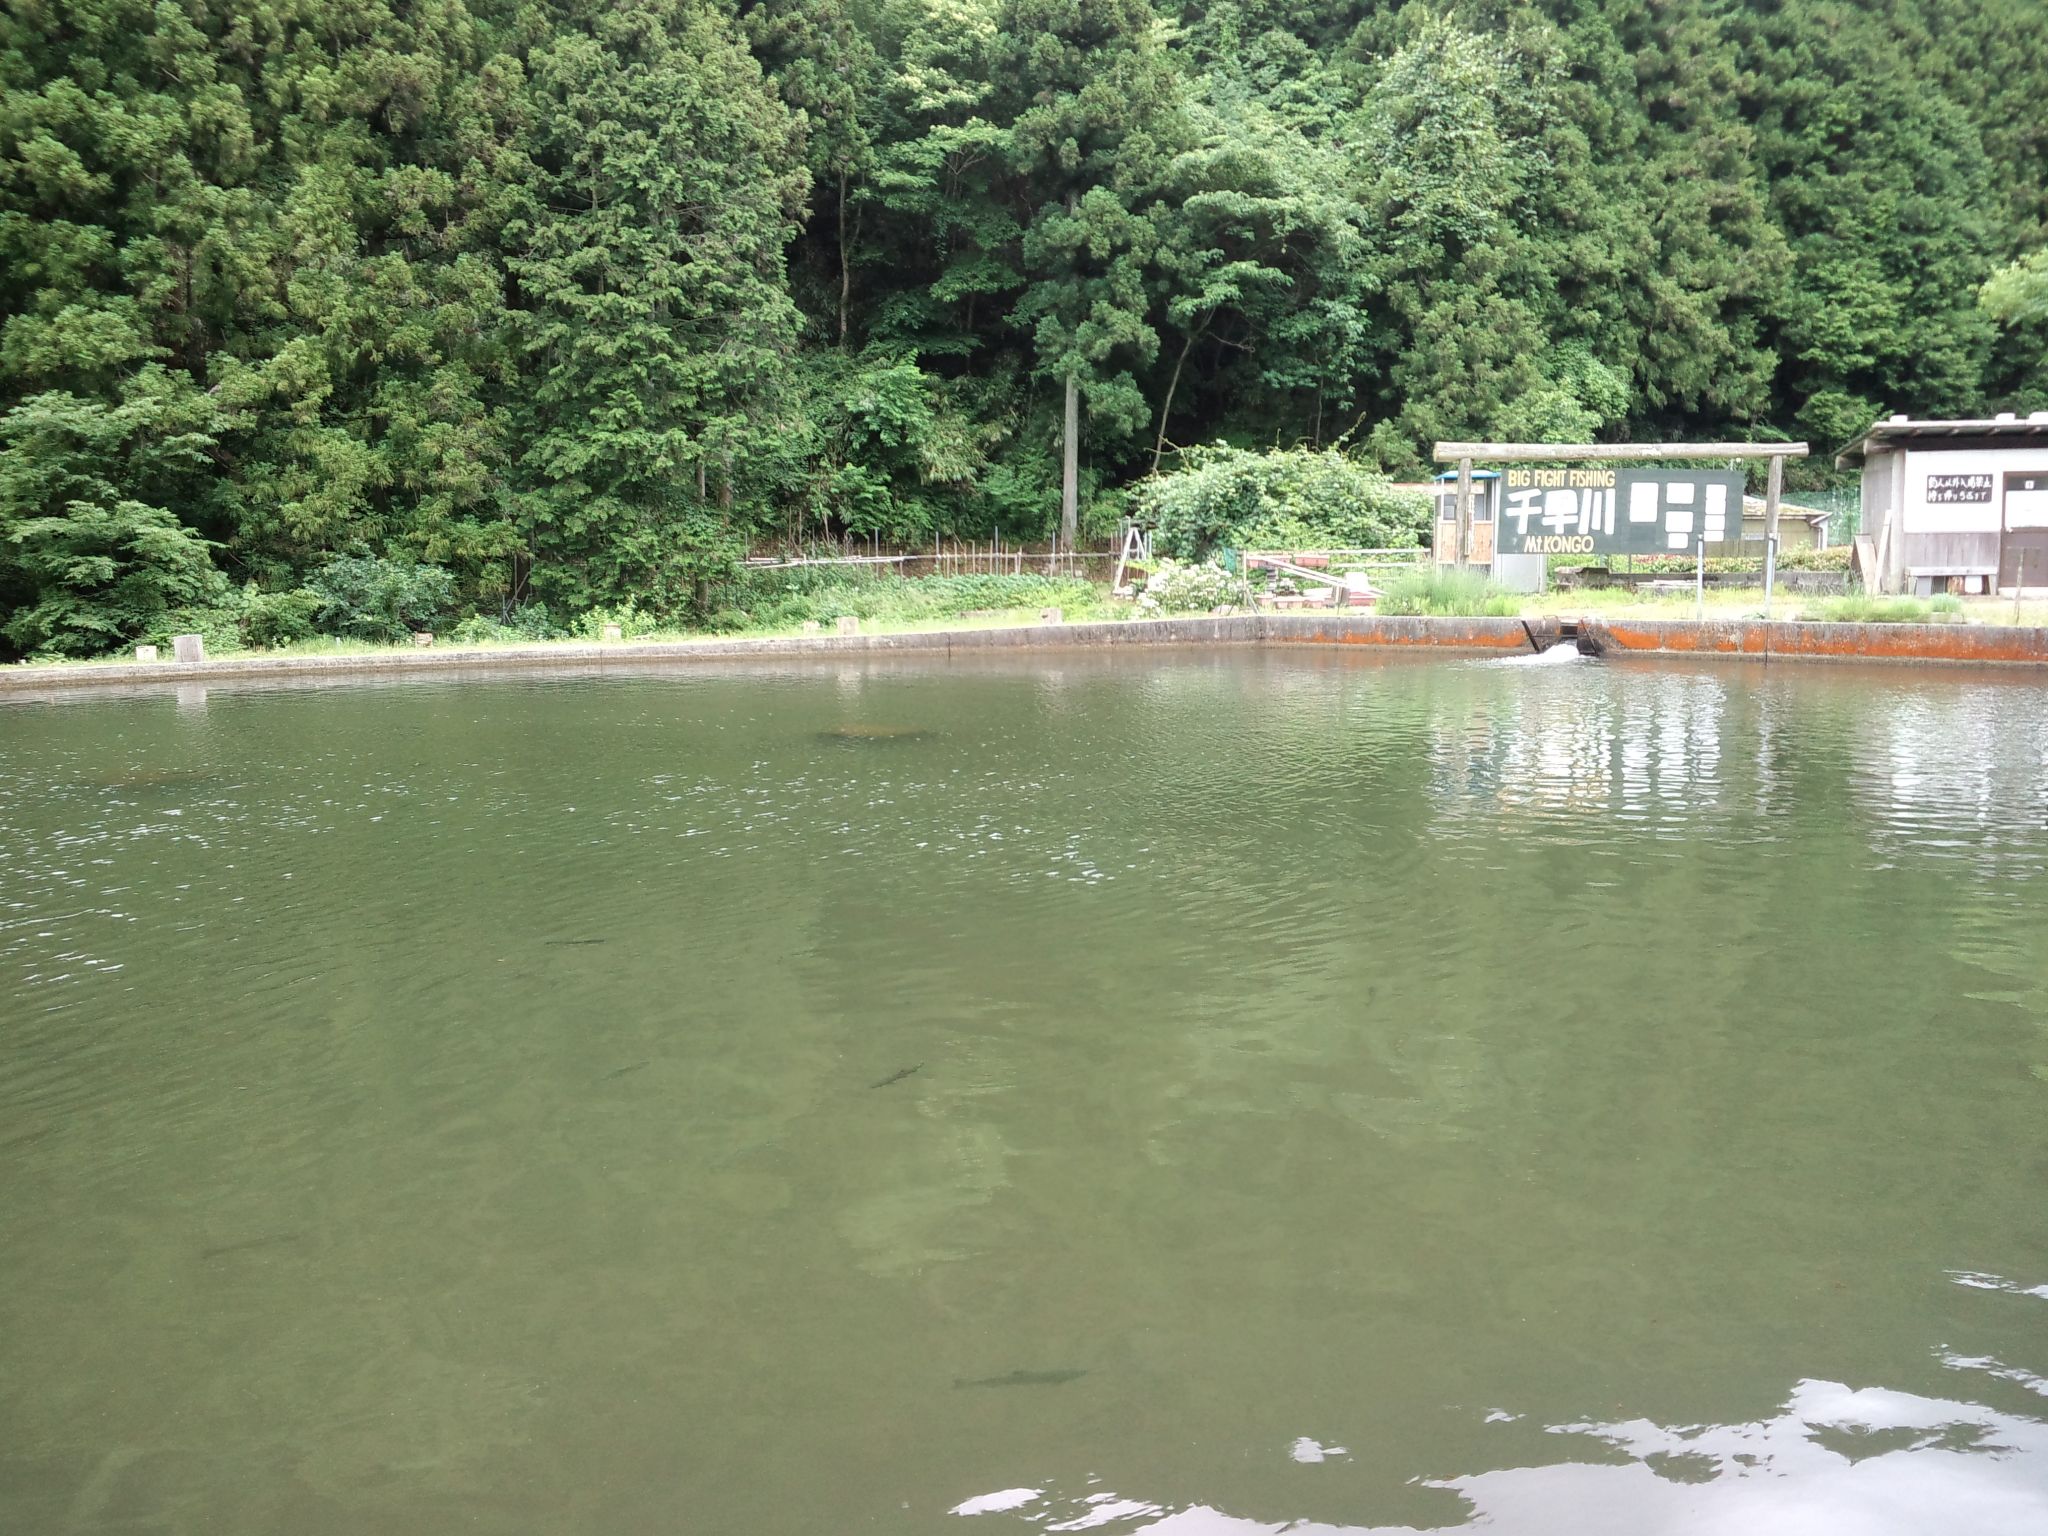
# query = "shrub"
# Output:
<box><xmin>241</xmin><ymin>587</ymin><xmax>321</xmax><ymax>648</ymax></box>
<box><xmin>582</xmin><ymin>600</ymin><xmax>665</xmax><ymax>640</ymax></box>
<box><xmin>1138</xmin><ymin>446</ymin><xmax>1431</xmax><ymax>562</ymax></box>
<box><xmin>143</xmin><ymin>599</ymin><xmax>246</xmax><ymax>656</ymax></box>
<box><xmin>1775</xmin><ymin>545</ymin><xmax>1853</xmax><ymax>572</ymax></box>
<box><xmin>449</xmin><ymin>603</ymin><xmax>566</xmax><ymax>645</ymax></box>
<box><xmin>1377</xmin><ymin>568</ymin><xmax>1519</xmax><ymax>617</ymax></box>
<box><xmin>1137</xmin><ymin>558</ymin><xmax>1238</xmax><ymax>614</ymax></box>
<box><xmin>308</xmin><ymin>554</ymin><xmax>457</xmax><ymax>642</ymax></box>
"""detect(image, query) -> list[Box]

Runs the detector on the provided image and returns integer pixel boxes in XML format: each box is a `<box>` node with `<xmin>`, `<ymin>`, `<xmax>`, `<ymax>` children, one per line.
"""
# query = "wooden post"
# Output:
<box><xmin>1454</xmin><ymin>457</ymin><xmax>1474</xmax><ymax>572</ymax></box>
<box><xmin>1763</xmin><ymin>451</ymin><xmax>1784</xmax><ymax>618</ymax></box>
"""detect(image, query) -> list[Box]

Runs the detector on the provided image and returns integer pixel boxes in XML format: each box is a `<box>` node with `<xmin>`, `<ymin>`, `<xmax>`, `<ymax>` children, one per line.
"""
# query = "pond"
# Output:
<box><xmin>3</xmin><ymin>650</ymin><xmax>2046</xmax><ymax>1534</ymax></box>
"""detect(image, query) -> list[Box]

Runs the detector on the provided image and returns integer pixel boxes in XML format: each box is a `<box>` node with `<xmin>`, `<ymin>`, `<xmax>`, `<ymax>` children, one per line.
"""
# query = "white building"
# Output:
<box><xmin>1839</xmin><ymin>414</ymin><xmax>2048</xmax><ymax>594</ymax></box>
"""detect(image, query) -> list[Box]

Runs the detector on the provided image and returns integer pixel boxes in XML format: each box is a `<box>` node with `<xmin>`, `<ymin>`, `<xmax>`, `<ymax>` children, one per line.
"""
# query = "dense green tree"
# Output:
<box><xmin>505</xmin><ymin>0</ymin><xmax>808</xmax><ymax>612</ymax></box>
<box><xmin>1983</xmin><ymin>251</ymin><xmax>2048</xmax><ymax>330</ymax></box>
<box><xmin>990</xmin><ymin>0</ymin><xmax>1183</xmax><ymax>544</ymax></box>
<box><xmin>1147</xmin><ymin>88</ymin><xmax>1377</xmax><ymax>463</ymax></box>
<box><xmin>1726</xmin><ymin>0</ymin><xmax>2002</xmax><ymax>440</ymax></box>
<box><xmin>0</xmin><ymin>368</ymin><xmax>224</xmax><ymax>655</ymax></box>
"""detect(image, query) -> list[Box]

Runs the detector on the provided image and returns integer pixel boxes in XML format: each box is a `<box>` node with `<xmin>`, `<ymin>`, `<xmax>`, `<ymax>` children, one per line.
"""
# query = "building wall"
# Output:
<box><xmin>1863</xmin><ymin>445</ymin><xmax>2048</xmax><ymax>590</ymax></box>
<box><xmin>1900</xmin><ymin>447</ymin><xmax>2048</xmax><ymax>533</ymax></box>
<box><xmin>1903</xmin><ymin>447</ymin><xmax>2048</xmax><ymax>583</ymax></box>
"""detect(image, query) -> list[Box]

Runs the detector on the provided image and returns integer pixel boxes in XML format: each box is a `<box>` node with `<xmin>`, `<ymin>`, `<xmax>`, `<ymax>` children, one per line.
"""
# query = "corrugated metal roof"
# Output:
<box><xmin>1837</xmin><ymin>413</ymin><xmax>2048</xmax><ymax>467</ymax></box>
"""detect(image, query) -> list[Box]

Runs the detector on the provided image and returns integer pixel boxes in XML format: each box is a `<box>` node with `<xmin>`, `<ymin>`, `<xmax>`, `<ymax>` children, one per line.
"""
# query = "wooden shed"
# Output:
<box><xmin>1839</xmin><ymin>414</ymin><xmax>2048</xmax><ymax>594</ymax></box>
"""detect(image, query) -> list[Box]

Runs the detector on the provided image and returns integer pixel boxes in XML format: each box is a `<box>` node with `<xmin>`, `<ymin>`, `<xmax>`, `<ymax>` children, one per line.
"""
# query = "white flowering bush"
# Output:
<box><xmin>1138</xmin><ymin>558</ymin><xmax>1238</xmax><ymax>614</ymax></box>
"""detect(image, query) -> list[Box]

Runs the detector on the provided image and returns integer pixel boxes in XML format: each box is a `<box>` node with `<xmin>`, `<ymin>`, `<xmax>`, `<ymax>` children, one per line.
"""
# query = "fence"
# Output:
<box><xmin>1796</xmin><ymin>486</ymin><xmax>1861</xmax><ymax>546</ymax></box>
<box><xmin>743</xmin><ymin>537</ymin><xmax>1107</xmax><ymax>578</ymax></box>
<box><xmin>1231</xmin><ymin>547</ymin><xmax>1432</xmax><ymax>576</ymax></box>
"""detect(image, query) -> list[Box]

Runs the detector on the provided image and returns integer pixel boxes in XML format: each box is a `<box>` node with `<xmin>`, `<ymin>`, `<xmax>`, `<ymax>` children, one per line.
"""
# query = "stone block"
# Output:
<box><xmin>837</xmin><ymin>616</ymin><xmax>860</xmax><ymax>637</ymax></box>
<box><xmin>801</xmin><ymin>620</ymin><xmax>821</xmax><ymax>634</ymax></box>
<box><xmin>134</xmin><ymin>645</ymin><xmax>159</xmax><ymax>662</ymax></box>
<box><xmin>412</xmin><ymin>631</ymin><xmax>435</xmax><ymax>647</ymax></box>
<box><xmin>602</xmin><ymin>623</ymin><xmax>623</xmax><ymax>641</ymax></box>
<box><xmin>172</xmin><ymin>633</ymin><xmax>206</xmax><ymax>664</ymax></box>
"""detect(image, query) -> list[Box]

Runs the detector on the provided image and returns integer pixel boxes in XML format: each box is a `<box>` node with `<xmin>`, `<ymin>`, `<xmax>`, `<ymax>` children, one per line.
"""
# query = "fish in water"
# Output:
<box><xmin>818</xmin><ymin>725</ymin><xmax>932</xmax><ymax>744</ymax></box>
<box><xmin>954</xmin><ymin>1369</ymin><xmax>1088</xmax><ymax>1390</ymax></box>
<box><xmin>96</xmin><ymin>767</ymin><xmax>220</xmax><ymax>795</ymax></box>
<box><xmin>870</xmin><ymin>1063</ymin><xmax>923</xmax><ymax>1089</ymax></box>
<box><xmin>545</xmin><ymin>938</ymin><xmax>607</xmax><ymax>946</ymax></box>
<box><xmin>603</xmin><ymin>1060</ymin><xmax>651</xmax><ymax>1081</ymax></box>
<box><xmin>200</xmin><ymin>1232</ymin><xmax>304</xmax><ymax>1261</ymax></box>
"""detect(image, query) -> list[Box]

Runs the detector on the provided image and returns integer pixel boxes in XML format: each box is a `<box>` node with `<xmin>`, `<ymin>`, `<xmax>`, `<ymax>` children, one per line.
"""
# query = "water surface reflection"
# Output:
<box><xmin>2</xmin><ymin>653</ymin><xmax>2045</xmax><ymax>1534</ymax></box>
<box><xmin>957</xmin><ymin>1375</ymin><xmax>2048</xmax><ymax>1535</ymax></box>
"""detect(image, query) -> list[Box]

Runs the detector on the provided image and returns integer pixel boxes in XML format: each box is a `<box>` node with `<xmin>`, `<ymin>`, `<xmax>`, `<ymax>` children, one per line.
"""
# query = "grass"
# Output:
<box><xmin>1798</xmin><ymin>594</ymin><xmax>1945</xmax><ymax>624</ymax></box>
<box><xmin>713</xmin><ymin>568</ymin><xmax>1113</xmax><ymax>632</ymax></box>
<box><xmin>1377</xmin><ymin>568</ymin><xmax>1520</xmax><ymax>617</ymax></box>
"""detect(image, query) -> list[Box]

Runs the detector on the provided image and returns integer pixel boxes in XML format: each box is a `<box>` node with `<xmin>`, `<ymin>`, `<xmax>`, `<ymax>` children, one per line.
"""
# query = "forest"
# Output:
<box><xmin>2</xmin><ymin>0</ymin><xmax>2046</xmax><ymax>655</ymax></box>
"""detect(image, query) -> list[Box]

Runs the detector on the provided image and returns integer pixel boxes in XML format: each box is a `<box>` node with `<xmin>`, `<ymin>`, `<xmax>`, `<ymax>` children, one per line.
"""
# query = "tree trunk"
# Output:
<box><xmin>837</xmin><ymin>173</ymin><xmax>851</xmax><ymax>347</ymax></box>
<box><xmin>1152</xmin><ymin>332</ymin><xmax>1196</xmax><ymax>475</ymax></box>
<box><xmin>1062</xmin><ymin>372</ymin><xmax>1079</xmax><ymax>549</ymax></box>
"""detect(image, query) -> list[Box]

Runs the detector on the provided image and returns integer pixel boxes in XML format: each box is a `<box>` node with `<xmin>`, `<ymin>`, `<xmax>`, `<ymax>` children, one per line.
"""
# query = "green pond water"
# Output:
<box><xmin>3</xmin><ymin>649</ymin><xmax>2047</xmax><ymax>1536</ymax></box>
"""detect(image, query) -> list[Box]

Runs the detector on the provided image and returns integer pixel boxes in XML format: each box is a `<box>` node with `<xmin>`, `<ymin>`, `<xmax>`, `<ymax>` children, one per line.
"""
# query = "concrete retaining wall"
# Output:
<box><xmin>0</xmin><ymin>613</ymin><xmax>1540</xmax><ymax>695</ymax></box>
<box><xmin>5</xmin><ymin>612</ymin><xmax>2046</xmax><ymax>695</ymax></box>
<box><xmin>1579</xmin><ymin>618</ymin><xmax>2048</xmax><ymax>665</ymax></box>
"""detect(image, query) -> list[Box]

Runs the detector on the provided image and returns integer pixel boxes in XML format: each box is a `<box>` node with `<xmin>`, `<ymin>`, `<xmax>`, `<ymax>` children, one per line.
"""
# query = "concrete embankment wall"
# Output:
<box><xmin>0</xmin><ymin>614</ymin><xmax>1539</xmax><ymax>693</ymax></box>
<box><xmin>3</xmin><ymin>613</ymin><xmax>2046</xmax><ymax>695</ymax></box>
<box><xmin>1577</xmin><ymin>618</ymin><xmax>2048</xmax><ymax>665</ymax></box>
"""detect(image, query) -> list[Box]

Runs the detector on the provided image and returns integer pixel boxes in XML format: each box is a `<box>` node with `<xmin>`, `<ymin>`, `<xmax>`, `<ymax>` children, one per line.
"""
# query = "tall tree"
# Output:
<box><xmin>990</xmin><ymin>0</ymin><xmax>1182</xmax><ymax>543</ymax></box>
<box><xmin>506</xmin><ymin>0</ymin><xmax>808</xmax><ymax>611</ymax></box>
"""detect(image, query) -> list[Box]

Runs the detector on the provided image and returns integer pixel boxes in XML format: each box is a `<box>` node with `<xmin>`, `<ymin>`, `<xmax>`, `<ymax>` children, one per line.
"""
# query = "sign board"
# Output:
<box><xmin>1494</xmin><ymin>468</ymin><xmax>1746</xmax><ymax>556</ymax></box>
<box><xmin>1926</xmin><ymin>473</ymin><xmax>1992</xmax><ymax>505</ymax></box>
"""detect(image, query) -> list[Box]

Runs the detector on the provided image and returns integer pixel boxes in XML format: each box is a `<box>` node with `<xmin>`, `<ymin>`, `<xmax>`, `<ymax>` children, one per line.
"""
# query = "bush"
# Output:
<box><xmin>307</xmin><ymin>554</ymin><xmax>457</xmax><ymax>642</ymax></box>
<box><xmin>1138</xmin><ymin>446</ymin><xmax>1431</xmax><ymax>563</ymax></box>
<box><xmin>449</xmin><ymin>603</ymin><xmax>566</xmax><ymax>645</ymax></box>
<box><xmin>143</xmin><ymin>599</ymin><xmax>246</xmax><ymax>656</ymax></box>
<box><xmin>1775</xmin><ymin>545</ymin><xmax>1853</xmax><ymax>572</ymax></box>
<box><xmin>1137</xmin><ymin>558</ymin><xmax>1238</xmax><ymax>614</ymax></box>
<box><xmin>1377</xmin><ymin>568</ymin><xmax>1519</xmax><ymax>617</ymax></box>
<box><xmin>241</xmin><ymin>587</ymin><xmax>321</xmax><ymax>648</ymax></box>
<box><xmin>581</xmin><ymin>600</ymin><xmax>666</xmax><ymax>640</ymax></box>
